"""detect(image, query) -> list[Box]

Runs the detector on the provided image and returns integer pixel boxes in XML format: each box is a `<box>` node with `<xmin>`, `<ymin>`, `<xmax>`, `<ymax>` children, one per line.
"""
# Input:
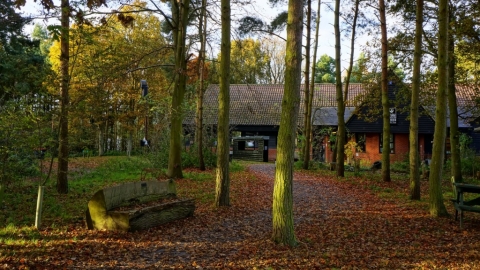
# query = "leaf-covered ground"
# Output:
<box><xmin>3</xmin><ymin>163</ymin><xmax>480</xmax><ymax>269</ymax></box>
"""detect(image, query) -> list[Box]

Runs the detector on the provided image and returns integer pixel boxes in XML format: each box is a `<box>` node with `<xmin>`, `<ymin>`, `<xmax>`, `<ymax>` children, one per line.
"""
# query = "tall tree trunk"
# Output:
<box><xmin>343</xmin><ymin>0</ymin><xmax>359</xmax><ymax>102</ymax></box>
<box><xmin>448</xmin><ymin>7</ymin><xmax>462</xmax><ymax>183</ymax></box>
<box><xmin>195</xmin><ymin>0</ymin><xmax>207</xmax><ymax>171</ymax></box>
<box><xmin>215</xmin><ymin>0</ymin><xmax>231</xmax><ymax>207</ymax></box>
<box><xmin>167</xmin><ymin>0</ymin><xmax>190</xmax><ymax>178</ymax></box>
<box><xmin>379</xmin><ymin>0</ymin><xmax>391</xmax><ymax>182</ymax></box>
<box><xmin>272</xmin><ymin>0</ymin><xmax>303</xmax><ymax>247</ymax></box>
<box><xmin>57</xmin><ymin>0</ymin><xmax>70</xmax><ymax>194</ymax></box>
<box><xmin>127</xmin><ymin>130</ymin><xmax>132</xmax><ymax>157</ymax></box>
<box><xmin>334</xmin><ymin>0</ymin><xmax>345</xmax><ymax>177</ymax></box>
<box><xmin>302</xmin><ymin>0</ymin><xmax>312</xmax><ymax>170</ymax></box>
<box><xmin>307</xmin><ymin>0</ymin><xmax>322</xmax><ymax>163</ymax></box>
<box><xmin>409</xmin><ymin>0</ymin><xmax>423</xmax><ymax>200</ymax></box>
<box><xmin>98</xmin><ymin>124</ymin><xmax>104</xmax><ymax>156</ymax></box>
<box><xmin>429</xmin><ymin>0</ymin><xmax>449</xmax><ymax>217</ymax></box>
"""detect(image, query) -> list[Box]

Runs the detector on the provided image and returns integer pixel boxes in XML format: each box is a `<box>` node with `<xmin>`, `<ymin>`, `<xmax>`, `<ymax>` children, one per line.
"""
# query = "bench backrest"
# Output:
<box><xmin>86</xmin><ymin>179</ymin><xmax>177</xmax><ymax>231</ymax></box>
<box><xmin>102</xmin><ymin>180</ymin><xmax>176</xmax><ymax>210</ymax></box>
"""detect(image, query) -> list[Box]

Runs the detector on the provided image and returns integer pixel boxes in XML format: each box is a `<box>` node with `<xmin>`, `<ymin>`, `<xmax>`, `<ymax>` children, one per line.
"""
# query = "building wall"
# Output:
<box><xmin>343</xmin><ymin>133</ymin><xmax>410</xmax><ymax>166</ymax></box>
<box><xmin>268</xmin><ymin>149</ymin><xmax>277</xmax><ymax>161</ymax></box>
<box><xmin>355</xmin><ymin>133</ymin><xmax>379</xmax><ymax>165</ymax></box>
<box><xmin>239</xmin><ymin>132</ymin><xmax>434</xmax><ymax>164</ymax></box>
<box><xmin>232</xmin><ymin>138</ymin><xmax>265</xmax><ymax>162</ymax></box>
<box><xmin>392</xmin><ymin>134</ymin><xmax>409</xmax><ymax>163</ymax></box>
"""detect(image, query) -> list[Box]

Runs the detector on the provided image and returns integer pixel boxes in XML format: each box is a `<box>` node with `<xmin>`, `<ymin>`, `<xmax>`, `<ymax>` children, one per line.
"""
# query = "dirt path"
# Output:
<box><xmin>24</xmin><ymin>162</ymin><xmax>480</xmax><ymax>269</ymax></box>
<box><xmin>247</xmin><ymin>163</ymin><xmax>367</xmax><ymax>224</ymax></box>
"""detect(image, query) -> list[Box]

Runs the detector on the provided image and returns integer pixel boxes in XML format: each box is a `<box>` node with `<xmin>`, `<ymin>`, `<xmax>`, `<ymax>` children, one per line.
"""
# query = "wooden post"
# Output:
<box><xmin>35</xmin><ymin>186</ymin><xmax>45</xmax><ymax>229</ymax></box>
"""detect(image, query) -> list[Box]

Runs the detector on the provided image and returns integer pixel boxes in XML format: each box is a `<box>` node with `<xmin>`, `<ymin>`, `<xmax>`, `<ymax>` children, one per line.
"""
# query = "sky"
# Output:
<box><xmin>18</xmin><ymin>0</ymin><xmax>366</xmax><ymax>67</ymax></box>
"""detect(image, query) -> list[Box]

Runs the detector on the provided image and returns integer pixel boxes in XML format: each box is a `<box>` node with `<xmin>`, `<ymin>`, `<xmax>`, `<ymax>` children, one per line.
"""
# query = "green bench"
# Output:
<box><xmin>451</xmin><ymin>177</ymin><xmax>480</xmax><ymax>229</ymax></box>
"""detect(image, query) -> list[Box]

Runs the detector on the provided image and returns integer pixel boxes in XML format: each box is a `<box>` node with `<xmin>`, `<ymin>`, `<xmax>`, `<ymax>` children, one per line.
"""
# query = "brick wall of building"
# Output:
<box><xmin>353</xmin><ymin>133</ymin><xmax>410</xmax><ymax>166</ymax></box>
<box><xmin>268</xmin><ymin>132</ymin><xmax>429</xmax><ymax>165</ymax></box>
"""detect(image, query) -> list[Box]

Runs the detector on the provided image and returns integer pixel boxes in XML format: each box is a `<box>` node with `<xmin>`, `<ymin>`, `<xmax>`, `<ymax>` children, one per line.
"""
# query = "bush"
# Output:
<box><xmin>145</xmin><ymin>144</ymin><xmax>217</xmax><ymax>170</ymax></box>
<box><xmin>229</xmin><ymin>160</ymin><xmax>244</xmax><ymax>172</ymax></box>
<box><xmin>391</xmin><ymin>160</ymin><xmax>409</xmax><ymax>173</ymax></box>
<box><xmin>0</xmin><ymin>103</ymin><xmax>55</xmax><ymax>186</ymax></box>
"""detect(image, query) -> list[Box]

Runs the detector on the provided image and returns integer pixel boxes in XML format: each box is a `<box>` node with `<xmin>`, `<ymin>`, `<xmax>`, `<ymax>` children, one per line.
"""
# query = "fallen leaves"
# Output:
<box><xmin>3</xmin><ymin>163</ymin><xmax>480</xmax><ymax>268</ymax></box>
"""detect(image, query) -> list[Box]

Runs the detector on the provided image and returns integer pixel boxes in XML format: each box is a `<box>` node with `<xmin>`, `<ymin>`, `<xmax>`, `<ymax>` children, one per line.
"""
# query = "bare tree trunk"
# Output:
<box><xmin>215</xmin><ymin>0</ymin><xmax>231</xmax><ymax>207</ymax></box>
<box><xmin>127</xmin><ymin>130</ymin><xmax>132</xmax><ymax>157</ymax></box>
<box><xmin>409</xmin><ymin>0</ymin><xmax>423</xmax><ymax>200</ymax></box>
<box><xmin>334</xmin><ymin>0</ymin><xmax>345</xmax><ymax>177</ymax></box>
<box><xmin>302</xmin><ymin>0</ymin><xmax>312</xmax><ymax>170</ymax></box>
<box><xmin>57</xmin><ymin>0</ymin><xmax>70</xmax><ymax>194</ymax></box>
<box><xmin>379</xmin><ymin>0</ymin><xmax>391</xmax><ymax>182</ymax></box>
<box><xmin>272</xmin><ymin>0</ymin><xmax>303</xmax><ymax>247</ymax></box>
<box><xmin>195</xmin><ymin>0</ymin><xmax>207</xmax><ymax>171</ymax></box>
<box><xmin>307</xmin><ymin>0</ymin><xmax>322</xmax><ymax>163</ymax></box>
<box><xmin>98</xmin><ymin>124</ymin><xmax>104</xmax><ymax>156</ymax></box>
<box><xmin>448</xmin><ymin>7</ymin><xmax>462</xmax><ymax>183</ymax></box>
<box><xmin>167</xmin><ymin>0</ymin><xmax>191</xmax><ymax>178</ymax></box>
<box><xmin>343</xmin><ymin>0</ymin><xmax>359</xmax><ymax>102</ymax></box>
<box><xmin>429</xmin><ymin>0</ymin><xmax>449</xmax><ymax>217</ymax></box>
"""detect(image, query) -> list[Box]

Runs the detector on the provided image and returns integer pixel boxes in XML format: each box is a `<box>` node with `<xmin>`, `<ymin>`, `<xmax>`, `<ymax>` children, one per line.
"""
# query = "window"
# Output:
<box><xmin>379</xmin><ymin>133</ymin><xmax>394</xmax><ymax>153</ymax></box>
<box><xmin>356</xmin><ymin>133</ymin><xmax>366</xmax><ymax>152</ymax></box>
<box><xmin>238</xmin><ymin>140</ymin><xmax>256</xmax><ymax>151</ymax></box>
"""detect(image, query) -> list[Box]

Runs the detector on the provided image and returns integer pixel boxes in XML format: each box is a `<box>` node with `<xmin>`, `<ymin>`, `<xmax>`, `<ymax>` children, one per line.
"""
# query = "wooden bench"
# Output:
<box><xmin>85</xmin><ymin>180</ymin><xmax>195</xmax><ymax>231</ymax></box>
<box><xmin>451</xmin><ymin>177</ymin><xmax>480</xmax><ymax>228</ymax></box>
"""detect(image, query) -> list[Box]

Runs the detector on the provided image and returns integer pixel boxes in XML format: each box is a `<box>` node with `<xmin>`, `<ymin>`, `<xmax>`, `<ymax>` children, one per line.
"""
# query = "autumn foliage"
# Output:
<box><xmin>186</xmin><ymin>56</ymin><xmax>210</xmax><ymax>84</ymax></box>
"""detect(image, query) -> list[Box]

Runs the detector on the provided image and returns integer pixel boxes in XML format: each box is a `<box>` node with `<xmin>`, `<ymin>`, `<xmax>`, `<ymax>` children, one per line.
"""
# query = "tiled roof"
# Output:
<box><xmin>184</xmin><ymin>83</ymin><xmax>479</xmax><ymax>127</ymax></box>
<box><xmin>420</xmin><ymin>84</ymin><xmax>480</xmax><ymax>107</ymax></box>
<box><xmin>423</xmin><ymin>106</ymin><xmax>473</xmax><ymax>128</ymax></box>
<box><xmin>445</xmin><ymin>84</ymin><xmax>480</xmax><ymax>107</ymax></box>
<box><xmin>184</xmin><ymin>84</ymin><xmax>366</xmax><ymax>126</ymax></box>
<box><xmin>312</xmin><ymin>107</ymin><xmax>356</xmax><ymax>126</ymax></box>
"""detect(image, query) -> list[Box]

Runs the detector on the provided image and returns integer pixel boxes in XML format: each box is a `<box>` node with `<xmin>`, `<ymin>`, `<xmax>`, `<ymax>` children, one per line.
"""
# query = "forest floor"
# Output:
<box><xmin>3</xmin><ymin>161</ymin><xmax>480</xmax><ymax>269</ymax></box>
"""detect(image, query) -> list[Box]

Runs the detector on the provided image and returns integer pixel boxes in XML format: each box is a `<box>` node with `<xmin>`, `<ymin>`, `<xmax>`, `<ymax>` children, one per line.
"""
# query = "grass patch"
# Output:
<box><xmin>229</xmin><ymin>160</ymin><xmax>245</xmax><ymax>173</ymax></box>
<box><xmin>183</xmin><ymin>171</ymin><xmax>214</xmax><ymax>182</ymax></box>
<box><xmin>0</xmin><ymin>224</ymin><xmax>42</xmax><ymax>245</ymax></box>
<box><xmin>0</xmin><ymin>156</ymin><xmax>154</xmax><ymax>230</ymax></box>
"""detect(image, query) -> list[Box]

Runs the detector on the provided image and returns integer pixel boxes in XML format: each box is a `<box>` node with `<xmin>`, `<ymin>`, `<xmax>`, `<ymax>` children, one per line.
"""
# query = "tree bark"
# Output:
<box><xmin>167</xmin><ymin>0</ymin><xmax>190</xmax><ymax>179</ymax></box>
<box><xmin>334</xmin><ymin>0</ymin><xmax>345</xmax><ymax>177</ymax></box>
<box><xmin>302</xmin><ymin>0</ymin><xmax>312</xmax><ymax>170</ymax></box>
<box><xmin>272</xmin><ymin>0</ymin><xmax>303</xmax><ymax>247</ymax></box>
<box><xmin>98</xmin><ymin>124</ymin><xmax>104</xmax><ymax>156</ymax></box>
<box><xmin>379</xmin><ymin>0</ymin><xmax>391</xmax><ymax>182</ymax></box>
<box><xmin>215</xmin><ymin>0</ymin><xmax>231</xmax><ymax>207</ymax></box>
<box><xmin>448</xmin><ymin>7</ymin><xmax>462</xmax><ymax>183</ymax></box>
<box><xmin>429</xmin><ymin>0</ymin><xmax>449</xmax><ymax>217</ymax></box>
<box><xmin>57</xmin><ymin>0</ymin><xmax>70</xmax><ymax>194</ymax></box>
<box><xmin>195</xmin><ymin>0</ymin><xmax>207</xmax><ymax>171</ymax></box>
<box><xmin>343</xmin><ymin>0</ymin><xmax>359</xmax><ymax>103</ymax></box>
<box><xmin>307</xmin><ymin>0</ymin><xmax>322</xmax><ymax>164</ymax></box>
<box><xmin>409</xmin><ymin>0</ymin><xmax>423</xmax><ymax>200</ymax></box>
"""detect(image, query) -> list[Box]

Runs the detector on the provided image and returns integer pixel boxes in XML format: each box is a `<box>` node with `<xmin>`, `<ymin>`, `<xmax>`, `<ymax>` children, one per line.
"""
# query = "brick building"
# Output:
<box><xmin>184</xmin><ymin>83</ymin><xmax>480</xmax><ymax>165</ymax></box>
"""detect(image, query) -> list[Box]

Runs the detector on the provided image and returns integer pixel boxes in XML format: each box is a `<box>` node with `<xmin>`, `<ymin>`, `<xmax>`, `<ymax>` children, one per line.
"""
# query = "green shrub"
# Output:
<box><xmin>294</xmin><ymin>160</ymin><xmax>304</xmax><ymax>170</ymax></box>
<box><xmin>229</xmin><ymin>160</ymin><xmax>244</xmax><ymax>172</ymax></box>
<box><xmin>391</xmin><ymin>160</ymin><xmax>409</xmax><ymax>173</ymax></box>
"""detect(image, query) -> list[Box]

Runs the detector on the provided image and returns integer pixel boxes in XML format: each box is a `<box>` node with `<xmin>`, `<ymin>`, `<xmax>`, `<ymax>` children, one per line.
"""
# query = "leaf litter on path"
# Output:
<box><xmin>4</xmin><ymin>163</ymin><xmax>480</xmax><ymax>269</ymax></box>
